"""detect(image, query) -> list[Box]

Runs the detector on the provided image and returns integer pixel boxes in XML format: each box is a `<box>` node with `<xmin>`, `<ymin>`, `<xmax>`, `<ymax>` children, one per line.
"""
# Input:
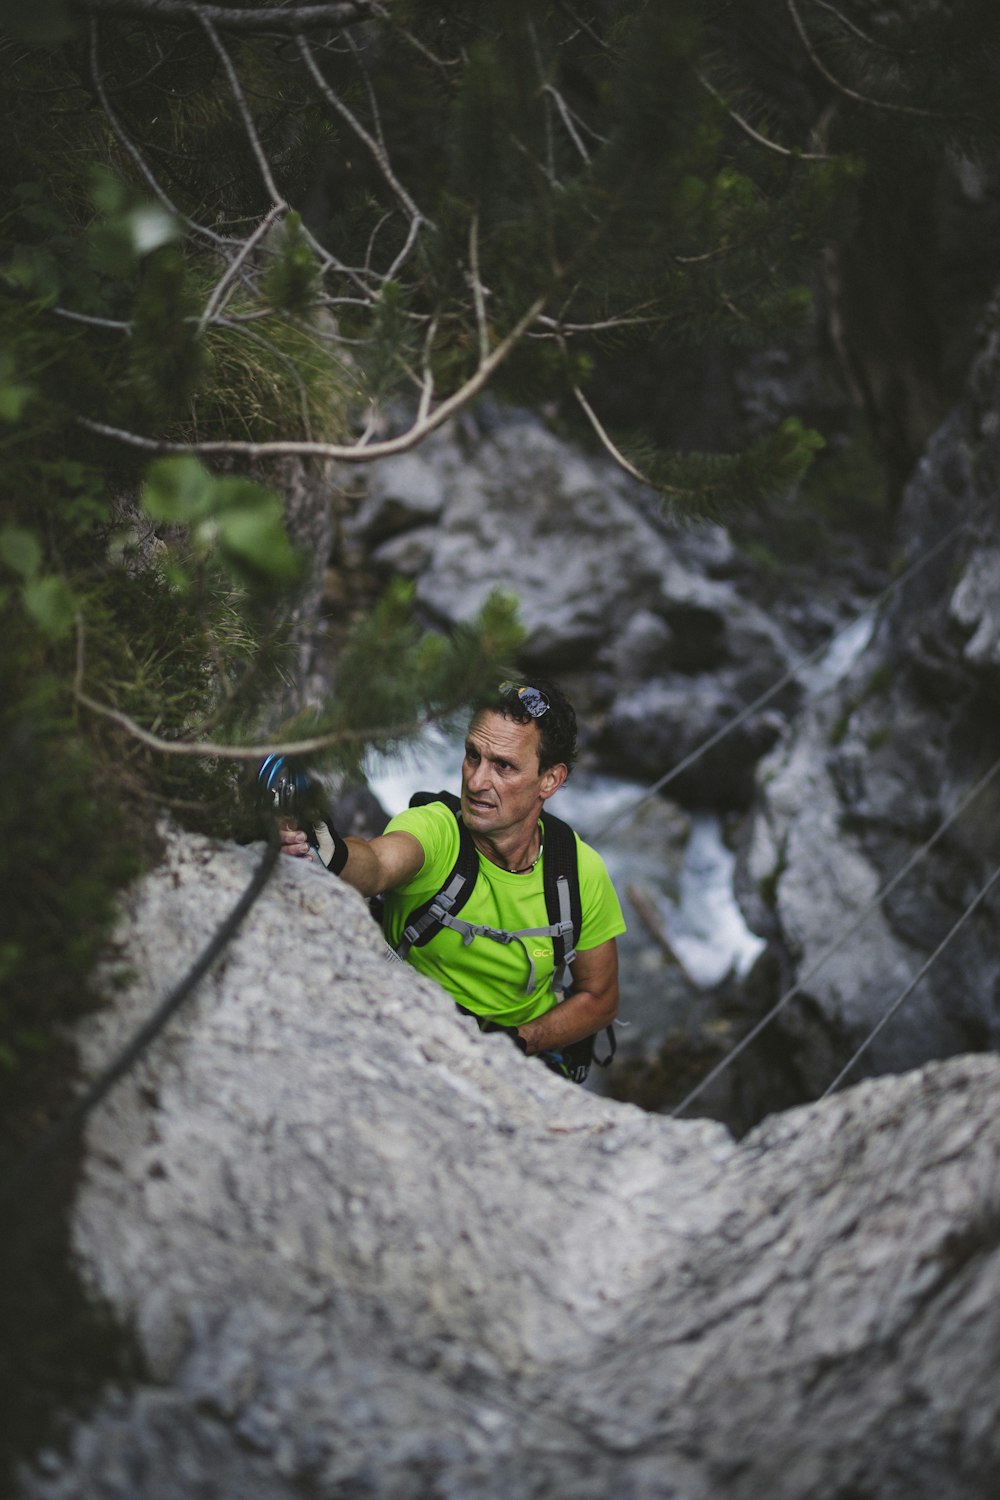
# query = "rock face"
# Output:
<box><xmin>347</xmin><ymin>405</ymin><xmax>808</xmax><ymax>804</ymax></box>
<box><xmin>18</xmin><ymin>830</ymin><xmax>1000</xmax><ymax>1500</ymax></box>
<box><xmin>737</xmin><ymin>320</ymin><xmax>1000</xmax><ymax>1091</ymax></box>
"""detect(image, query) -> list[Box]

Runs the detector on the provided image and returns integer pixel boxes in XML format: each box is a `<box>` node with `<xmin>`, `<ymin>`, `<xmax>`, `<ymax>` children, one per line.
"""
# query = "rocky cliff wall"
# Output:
<box><xmin>737</xmin><ymin>307</ymin><xmax>1000</xmax><ymax>1092</ymax></box>
<box><xmin>17</xmin><ymin>829</ymin><xmax>1000</xmax><ymax>1499</ymax></box>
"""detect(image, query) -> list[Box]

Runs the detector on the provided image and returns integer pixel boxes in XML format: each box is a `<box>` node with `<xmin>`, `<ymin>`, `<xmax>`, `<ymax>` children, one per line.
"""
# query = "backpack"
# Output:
<box><xmin>389</xmin><ymin>791</ymin><xmax>615</xmax><ymax>1081</ymax></box>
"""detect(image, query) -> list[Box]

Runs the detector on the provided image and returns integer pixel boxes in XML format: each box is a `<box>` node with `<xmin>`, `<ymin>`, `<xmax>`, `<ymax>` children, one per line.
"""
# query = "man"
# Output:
<box><xmin>280</xmin><ymin>680</ymin><xmax>625</xmax><ymax>1069</ymax></box>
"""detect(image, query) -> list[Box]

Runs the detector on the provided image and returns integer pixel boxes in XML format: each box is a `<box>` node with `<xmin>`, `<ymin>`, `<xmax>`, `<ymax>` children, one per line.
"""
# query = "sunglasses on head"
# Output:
<box><xmin>499</xmin><ymin>680</ymin><xmax>550</xmax><ymax>718</ymax></box>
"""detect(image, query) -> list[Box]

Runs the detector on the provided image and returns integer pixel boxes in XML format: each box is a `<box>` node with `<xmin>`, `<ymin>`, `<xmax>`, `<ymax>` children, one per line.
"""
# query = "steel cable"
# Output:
<box><xmin>592</xmin><ymin>521</ymin><xmax>969</xmax><ymax>842</ymax></box>
<box><xmin>819</xmin><ymin>859</ymin><xmax>1000</xmax><ymax>1098</ymax></box>
<box><xmin>670</xmin><ymin>751</ymin><xmax>1000</xmax><ymax>1117</ymax></box>
<box><xmin>0</xmin><ymin>827</ymin><xmax>280</xmax><ymax>1214</ymax></box>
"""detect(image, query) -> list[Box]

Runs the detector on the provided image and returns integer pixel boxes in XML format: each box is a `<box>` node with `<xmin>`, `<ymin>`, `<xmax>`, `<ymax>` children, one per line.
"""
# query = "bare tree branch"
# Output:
<box><xmin>88</xmin><ymin>15</ymin><xmax>234</xmax><ymax>248</ymax></box>
<box><xmin>197</xmin><ymin>204</ymin><xmax>286</xmax><ymax>335</ymax></box>
<box><xmin>74</xmin><ymin>0</ymin><xmax>374</xmax><ymax>33</ymax></box>
<box><xmin>74</xmin><ymin>685</ymin><xmax>448</xmax><ymax>761</ymax></box>
<box><xmin>416</xmin><ymin>315</ymin><xmax>438</xmax><ymax>426</ymax></box>
<box><xmin>296</xmin><ymin>33</ymin><xmax>430</xmax><ymax>228</ymax></box>
<box><xmin>785</xmin><ymin>0</ymin><xmax>956</xmax><ymax>120</ymax></box>
<box><xmin>569</xmin><ymin>377</ymin><xmax>695</xmax><ymax>497</ymax></box>
<box><xmin>542</xmin><ymin>83</ymin><xmax>592</xmax><ymax>164</ymax></box>
<box><xmin>73</xmin><ymin>615</ymin><xmax>465</xmax><ymax>761</ymax></box>
<box><xmin>367</xmin><ymin>0</ymin><xmax>458</xmax><ymax>80</ymax></box>
<box><xmin>199</xmin><ymin>13</ymin><xmax>287</xmax><ymax>208</ymax></box>
<box><xmin>694</xmin><ymin>67</ymin><xmax>834</xmax><ymax>160</ymax></box>
<box><xmin>468</xmin><ymin>215</ymin><xmax>490</xmax><ymax>365</ymax></box>
<box><xmin>78</xmin><ymin>294</ymin><xmax>550</xmax><ymax>461</ymax></box>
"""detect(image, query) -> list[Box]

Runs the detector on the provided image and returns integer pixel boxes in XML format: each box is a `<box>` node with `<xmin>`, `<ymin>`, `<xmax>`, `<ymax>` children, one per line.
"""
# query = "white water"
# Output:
<box><xmin>795</xmin><ymin>612</ymin><xmax>875</xmax><ymax>696</ymax></box>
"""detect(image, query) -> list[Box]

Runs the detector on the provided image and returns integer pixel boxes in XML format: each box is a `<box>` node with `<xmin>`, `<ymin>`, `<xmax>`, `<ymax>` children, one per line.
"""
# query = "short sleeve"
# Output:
<box><xmin>575</xmin><ymin>837</ymin><xmax>627</xmax><ymax>951</ymax></box>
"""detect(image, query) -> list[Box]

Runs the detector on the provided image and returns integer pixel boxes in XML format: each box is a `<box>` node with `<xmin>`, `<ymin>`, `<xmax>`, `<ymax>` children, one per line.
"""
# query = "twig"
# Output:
<box><xmin>384</xmin><ymin>211</ymin><xmax>425</xmax><ymax>283</ymax></box>
<box><xmin>694</xmin><ymin>67</ymin><xmax>834</xmax><ymax>160</ymax></box>
<box><xmin>468</xmin><ymin>215</ymin><xmax>490</xmax><ymax>364</ymax></box>
<box><xmin>197</xmin><ymin>203</ymin><xmax>286</xmax><ymax>334</ymax></box>
<box><xmin>785</xmin><ymin>0</ymin><xmax>955</xmax><ymax>119</ymax></box>
<box><xmin>88</xmin><ymin>16</ymin><xmax>233</xmax><ymax>248</ymax></box>
<box><xmin>569</xmin><ymin>380</ymin><xmax>696</xmax><ymax>498</ymax></box>
<box><xmin>297</xmin><ymin>32</ymin><xmax>429</xmax><ymax>227</ymax></box>
<box><xmin>199</xmin><ymin>13</ymin><xmax>287</xmax><ymax>207</ymax></box>
<box><xmin>53</xmin><ymin>308</ymin><xmax>132</xmax><ymax>331</ymax></box>
<box><xmin>542</xmin><ymin>82</ymin><xmax>592</xmax><ymax>163</ymax></box>
<box><xmin>75</xmin><ymin>1</ymin><xmax>373</xmax><ymax>31</ymax></box>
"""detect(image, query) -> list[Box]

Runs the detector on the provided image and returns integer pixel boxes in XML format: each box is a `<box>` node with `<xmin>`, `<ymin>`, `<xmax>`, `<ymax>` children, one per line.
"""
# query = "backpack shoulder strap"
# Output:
<box><xmin>538</xmin><ymin>813</ymin><xmax>617</xmax><ymax>1069</ymax></box>
<box><xmin>394</xmin><ymin>792</ymin><xmax>479</xmax><ymax>960</ymax></box>
<box><xmin>539</xmin><ymin>809</ymin><xmax>582</xmax><ymax>988</ymax></box>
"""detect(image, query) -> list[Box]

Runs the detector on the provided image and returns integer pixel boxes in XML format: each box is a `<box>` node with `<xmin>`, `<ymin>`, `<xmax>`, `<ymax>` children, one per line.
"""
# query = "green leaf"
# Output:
<box><xmin>0</xmin><ymin>526</ymin><xmax>42</xmax><ymax>578</ymax></box>
<box><xmin>218</xmin><ymin>502</ymin><xmax>300</xmax><ymax>582</ymax></box>
<box><xmin>142</xmin><ymin>457</ymin><xmax>215</xmax><ymax>523</ymax></box>
<box><xmin>88</xmin><ymin>171</ymin><xmax>180</xmax><ymax>273</ymax></box>
<box><xmin>22</xmin><ymin>575</ymin><xmax>77</xmax><ymax>638</ymax></box>
<box><xmin>0</xmin><ymin>381</ymin><xmax>35</xmax><ymax>421</ymax></box>
<box><xmin>0</xmin><ymin>349</ymin><xmax>37</xmax><ymax>422</ymax></box>
<box><xmin>210</xmin><ymin>475</ymin><xmax>279</xmax><ymax>514</ymax></box>
<box><xmin>142</xmin><ymin>463</ymin><xmax>298</xmax><ymax>582</ymax></box>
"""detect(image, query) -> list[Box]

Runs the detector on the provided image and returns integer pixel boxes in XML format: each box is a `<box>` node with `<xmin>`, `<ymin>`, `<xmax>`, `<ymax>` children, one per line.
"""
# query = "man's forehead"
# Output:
<box><xmin>467</xmin><ymin>709</ymin><xmax>541</xmax><ymax>764</ymax></box>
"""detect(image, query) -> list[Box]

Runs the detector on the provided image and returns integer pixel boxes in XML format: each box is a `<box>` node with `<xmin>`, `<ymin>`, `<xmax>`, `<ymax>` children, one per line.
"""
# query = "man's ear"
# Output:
<box><xmin>539</xmin><ymin>762</ymin><xmax>568</xmax><ymax>801</ymax></box>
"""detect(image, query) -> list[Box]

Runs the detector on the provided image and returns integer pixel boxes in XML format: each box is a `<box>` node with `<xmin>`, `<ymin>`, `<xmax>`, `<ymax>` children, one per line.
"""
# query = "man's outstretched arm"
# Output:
<box><xmin>279</xmin><ymin>822</ymin><xmax>424</xmax><ymax>897</ymax></box>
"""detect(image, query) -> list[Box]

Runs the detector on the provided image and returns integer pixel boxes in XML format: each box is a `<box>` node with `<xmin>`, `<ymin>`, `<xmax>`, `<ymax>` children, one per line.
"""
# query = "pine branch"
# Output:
<box><xmin>785</xmin><ymin>0</ymin><xmax>970</xmax><ymax>122</ymax></box>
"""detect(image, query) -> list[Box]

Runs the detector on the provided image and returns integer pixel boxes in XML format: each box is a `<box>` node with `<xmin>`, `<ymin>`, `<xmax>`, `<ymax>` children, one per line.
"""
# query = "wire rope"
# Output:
<box><xmin>670</xmin><ymin>750</ymin><xmax>1000</xmax><ymax>1117</ymax></box>
<box><xmin>0</xmin><ymin>828</ymin><xmax>280</xmax><ymax>1215</ymax></box>
<box><xmin>820</xmin><ymin>858</ymin><xmax>1000</xmax><ymax>1098</ymax></box>
<box><xmin>591</xmin><ymin>521</ymin><xmax>969</xmax><ymax>842</ymax></box>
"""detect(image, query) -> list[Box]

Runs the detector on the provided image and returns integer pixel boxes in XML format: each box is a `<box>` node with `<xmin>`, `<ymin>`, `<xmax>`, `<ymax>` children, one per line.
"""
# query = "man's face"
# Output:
<box><xmin>460</xmin><ymin>710</ymin><xmax>565</xmax><ymax>837</ymax></box>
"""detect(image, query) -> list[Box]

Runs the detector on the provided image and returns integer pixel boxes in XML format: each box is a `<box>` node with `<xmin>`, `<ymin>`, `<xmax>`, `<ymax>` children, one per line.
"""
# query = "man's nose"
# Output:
<box><xmin>465</xmin><ymin>758</ymin><xmax>489</xmax><ymax>791</ymax></box>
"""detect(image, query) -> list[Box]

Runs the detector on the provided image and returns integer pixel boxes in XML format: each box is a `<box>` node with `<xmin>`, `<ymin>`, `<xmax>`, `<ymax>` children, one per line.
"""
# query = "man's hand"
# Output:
<box><xmin>278</xmin><ymin>819</ymin><xmax>313</xmax><ymax>860</ymax></box>
<box><xmin>279</xmin><ymin>819</ymin><xmax>425</xmax><ymax>896</ymax></box>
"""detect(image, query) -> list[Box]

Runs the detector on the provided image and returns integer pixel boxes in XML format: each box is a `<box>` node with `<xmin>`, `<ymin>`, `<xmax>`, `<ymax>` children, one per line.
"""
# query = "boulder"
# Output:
<box><xmin>349</xmin><ymin>409</ymin><xmax>795</xmax><ymax>706</ymax></box>
<box><xmin>607</xmin><ymin>679</ymin><xmax>785</xmax><ymax>808</ymax></box>
<box><xmin>346</xmin><ymin>406</ymin><xmax>805</xmax><ymax>809</ymax></box>
<box><xmin>16</xmin><ymin>829</ymin><xmax>1000</xmax><ymax>1500</ymax></box>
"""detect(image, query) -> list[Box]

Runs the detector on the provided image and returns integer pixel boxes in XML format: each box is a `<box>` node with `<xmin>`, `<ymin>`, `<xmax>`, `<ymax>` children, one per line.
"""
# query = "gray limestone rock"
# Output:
<box><xmin>735</xmin><ymin>313</ymin><xmax>1000</xmax><ymax>1090</ymax></box>
<box><xmin>16</xmin><ymin>829</ymin><xmax>1000</xmax><ymax>1500</ymax></box>
<box><xmin>349</xmin><ymin>409</ymin><xmax>790</xmax><ymax>706</ymax></box>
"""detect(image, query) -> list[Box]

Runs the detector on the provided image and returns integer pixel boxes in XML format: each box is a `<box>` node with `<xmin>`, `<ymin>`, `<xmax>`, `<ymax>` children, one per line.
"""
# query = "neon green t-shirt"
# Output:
<box><xmin>382</xmin><ymin>800</ymin><xmax>626</xmax><ymax>1026</ymax></box>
